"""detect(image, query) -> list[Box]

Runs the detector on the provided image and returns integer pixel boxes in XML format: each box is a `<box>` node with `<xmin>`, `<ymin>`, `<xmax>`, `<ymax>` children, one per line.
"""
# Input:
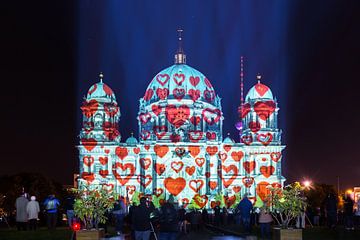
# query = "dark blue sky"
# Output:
<box><xmin>2</xmin><ymin>0</ymin><xmax>360</xmax><ymax>189</ymax></box>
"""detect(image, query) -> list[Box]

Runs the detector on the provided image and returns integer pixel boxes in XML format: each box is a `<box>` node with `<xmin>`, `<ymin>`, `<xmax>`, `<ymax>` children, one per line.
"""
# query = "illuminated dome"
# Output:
<box><xmin>86</xmin><ymin>73</ymin><xmax>116</xmax><ymax>103</ymax></box>
<box><xmin>223</xmin><ymin>134</ymin><xmax>235</xmax><ymax>143</ymax></box>
<box><xmin>245</xmin><ymin>75</ymin><xmax>273</xmax><ymax>102</ymax></box>
<box><xmin>125</xmin><ymin>134</ymin><xmax>138</xmax><ymax>145</ymax></box>
<box><xmin>142</xmin><ymin>64</ymin><xmax>216</xmax><ymax>105</ymax></box>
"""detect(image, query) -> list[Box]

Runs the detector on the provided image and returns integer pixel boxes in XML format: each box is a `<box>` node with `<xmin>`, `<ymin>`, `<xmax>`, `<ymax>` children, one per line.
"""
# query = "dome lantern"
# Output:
<box><xmin>174</xmin><ymin>29</ymin><xmax>186</xmax><ymax>64</ymax></box>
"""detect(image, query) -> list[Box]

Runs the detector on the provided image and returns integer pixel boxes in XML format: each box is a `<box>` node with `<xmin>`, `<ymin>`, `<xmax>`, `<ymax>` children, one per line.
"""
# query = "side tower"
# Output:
<box><xmin>239</xmin><ymin>74</ymin><xmax>285</xmax><ymax>200</ymax></box>
<box><xmin>78</xmin><ymin>73</ymin><xmax>121</xmax><ymax>190</ymax></box>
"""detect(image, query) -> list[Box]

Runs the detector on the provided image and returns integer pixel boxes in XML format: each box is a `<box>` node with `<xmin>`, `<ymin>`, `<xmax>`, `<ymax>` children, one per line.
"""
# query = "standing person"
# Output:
<box><xmin>15</xmin><ymin>193</ymin><xmax>29</xmax><ymax>231</ymax></box>
<box><xmin>158</xmin><ymin>201</ymin><xmax>178</xmax><ymax>240</ymax></box>
<box><xmin>178</xmin><ymin>205</ymin><xmax>187</xmax><ymax>234</ymax></box>
<box><xmin>113</xmin><ymin>196</ymin><xmax>126</xmax><ymax>235</ymax></box>
<box><xmin>258</xmin><ymin>207</ymin><xmax>273</xmax><ymax>240</ymax></box>
<box><xmin>344</xmin><ymin>194</ymin><xmax>354</xmax><ymax>230</ymax></box>
<box><xmin>201</xmin><ymin>208</ymin><xmax>209</xmax><ymax>225</ymax></box>
<box><xmin>26</xmin><ymin>196</ymin><xmax>40</xmax><ymax>230</ymax></box>
<box><xmin>325</xmin><ymin>193</ymin><xmax>337</xmax><ymax>229</ymax></box>
<box><xmin>355</xmin><ymin>198</ymin><xmax>360</xmax><ymax>229</ymax></box>
<box><xmin>131</xmin><ymin>197</ymin><xmax>152</xmax><ymax>240</ymax></box>
<box><xmin>43</xmin><ymin>194</ymin><xmax>60</xmax><ymax>230</ymax></box>
<box><xmin>64</xmin><ymin>195</ymin><xmax>75</xmax><ymax>228</ymax></box>
<box><xmin>237</xmin><ymin>194</ymin><xmax>253</xmax><ymax>234</ymax></box>
<box><xmin>221</xmin><ymin>207</ymin><xmax>228</xmax><ymax>226</ymax></box>
<box><xmin>213</xmin><ymin>204</ymin><xmax>221</xmax><ymax>226</ymax></box>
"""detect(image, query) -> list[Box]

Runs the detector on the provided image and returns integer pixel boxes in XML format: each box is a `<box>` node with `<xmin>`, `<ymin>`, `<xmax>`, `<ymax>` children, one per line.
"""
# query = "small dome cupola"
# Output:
<box><xmin>86</xmin><ymin>73</ymin><xmax>117</xmax><ymax>103</ymax></box>
<box><xmin>245</xmin><ymin>74</ymin><xmax>273</xmax><ymax>102</ymax></box>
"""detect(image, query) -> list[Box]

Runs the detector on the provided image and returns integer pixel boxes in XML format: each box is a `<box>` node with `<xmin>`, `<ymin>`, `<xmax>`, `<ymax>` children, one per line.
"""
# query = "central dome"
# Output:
<box><xmin>142</xmin><ymin>64</ymin><xmax>217</xmax><ymax>105</ymax></box>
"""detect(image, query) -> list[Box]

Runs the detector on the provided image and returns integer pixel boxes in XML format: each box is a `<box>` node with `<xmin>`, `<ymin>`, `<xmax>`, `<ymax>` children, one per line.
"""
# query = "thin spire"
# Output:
<box><xmin>240</xmin><ymin>56</ymin><xmax>244</xmax><ymax>106</ymax></box>
<box><xmin>256</xmin><ymin>73</ymin><xmax>262</xmax><ymax>83</ymax></box>
<box><xmin>99</xmin><ymin>72</ymin><xmax>104</xmax><ymax>83</ymax></box>
<box><xmin>175</xmin><ymin>29</ymin><xmax>186</xmax><ymax>64</ymax></box>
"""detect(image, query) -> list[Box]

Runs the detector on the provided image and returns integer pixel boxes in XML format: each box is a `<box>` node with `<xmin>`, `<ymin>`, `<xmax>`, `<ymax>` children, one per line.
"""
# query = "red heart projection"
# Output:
<box><xmin>151</xmin><ymin>104</ymin><xmax>163</xmax><ymax>116</ymax></box>
<box><xmin>81</xmin><ymin>139</ymin><xmax>97</xmax><ymax>152</ymax></box>
<box><xmin>173</xmin><ymin>73</ymin><xmax>185</xmax><ymax>85</ymax></box>
<box><xmin>83</xmin><ymin>156</ymin><xmax>94</xmax><ymax>167</ymax></box>
<box><xmin>143</xmin><ymin>89</ymin><xmax>154</xmax><ymax>101</ymax></box>
<box><xmin>231</xmin><ymin>151</ymin><xmax>244</xmax><ymax>162</ymax></box>
<box><xmin>195</xmin><ymin>157</ymin><xmax>205</xmax><ymax>167</ymax></box>
<box><xmin>185</xmin><ymin>166</ymin><xmax>195</xmax><ymax>176</ymax></box>
<box><xmin>243</xmin><ymin>161</ymin><xmax>256</xmax><ymax>174</ymax></box>
<box><xmin>99</xmin><ymin>170</ymin><xmax>108</xmax><ymax>178</ymax></box>
<box><xmin>173</xmin><ymin>88</ymin><xmax>185</xmax><ymax>101</ymax></box>
<box><xmin>188</xmin><ymin>89</ymin><xmax>201</xmax><ymax>101</ymax></box>
<box><xmin>164</xmin><ymin>177</ymin><xmax>186</xmax><ymax>196</ymax></box>
<box><xmin>171</xmin><ymin>161</ymin><xmax>184</xmax><ymax>173</ymax></box>
<box><xmin>223</xmin><ymin>145</ymin><xmax>232</xmax><ymax>152</ymax></box>
<box><xmin>156</xmin><ymin>74</ymin><xmax>170</xmax><ymax>86</ymax></box>
<box><xmin>115</xmin><ymin>147</ymin><xmax>128</xmax><ymax>160</ymax></box>
<box><xmin>204</xmin><ymin>78</ymin><xmax>213</xmax><ymax>88</ymax></box>
<box><xmin>205</xmin><ymin>172</ymin><xmax>211</xmax><ymax>178</ymax></box>
<box><xmin>155</xmin><ymin>188</ymin><xmax>164</xmax><ymax>197</ymax></box>
<box><xmin>87</xmin><ymin>84</ymin><xmax>97</xmax><ymax>95</ymax></box>
<box><xmin>188</xmin><ymin>130</ymin><xmax>203</xmax><ymax>142</ymax></box>
<box><xmin>189</xmin><ymin>76</ymin><xmax>200</xmax><ymax>87</ymax></box>
<box><xmin>241</xmin><ymin>135</ymin><xmax>253</xmax><ymax>145</ymax></box>
<box><xmin>211</xmin><ymin>201</ymin><xmax>221</xmax><ymax>209</ymax></box>
<box><xmin>190</xmin><ymin>116</ymin><xmax>201</xmax><ymax>125</ymax></box>
<box><xmin>189</xmin><ymin>180</ymin><xmax>204</xmax><ymax>192</ymax></box>
<box><xmin>103</xmin><ymin>84</ymin><xmax>113</xmax><ymax>96</ymax></box>
<box><xmin>270</xmin><ymin>152</ymin><xmax>281</xmax><ymax>162</ymax></box>
<box><xmin>175</xmin><ymin>147</ymin><xmax>186</xmax><ymax>157</ymax></box>
<box><xmin>240</xmin><ymin>103</ymin><xmax>251</xmax><ymax>119</ymax></box>
<box><xmin>225</xmin><ymin>196</ymin><xmax>236</xmax><ymax>208</ymax></box>
<box><xmin>137</xmin><ymin>175</ymin><xmax>152</xmax><ymax>187</ymax></box>
<box><xmin>202</xmin><ymin>108</ymin><xmax>221</xmax><ymax>125</ymax></box>
<box><xmin>153</xmin><ymin>125</ymin><xmax>168</xmax><ymax>139</ymax></box>
<box><xmin>82</xmin><ymin>100</ymin><xmax>99</xmax><ymax>118</ymax></box>
<box><xmin>182</xmin><ymin>198</ymin><xmax>190</xmax><ymax>208</ymax></box>
<box><xmin>206</xmin><ymin>132</ymin><xmax>216</xmax><ymax>140</ymax></box>
<box><xmin>140</xmin><ymin>130</ymin><xmax>150</xmax><ymax>140</ymax></box>
<box><xmin>218</xmin><ymin>152</ymin><xmax>228</xmax><ymax>162</ymax></box>
<box><xmin>242</xmin><ymin>177</ymin><xmax>255</xmax><ymax>188</ymax></box>
<box><xmin>233</xmin><ymin>186</ymin><xmax>241</xmax><ymax>193</ymax></box>
<box><xmin>204</xmin><ymin>90</ymin><xmax>215</xmax><ymax>102</ymax></box>
<box><xmin>104</xmin><ymin>149</ymin><xmax>110</xmax><ymax>154</ymax></box>
<box><xmin>156</xmin><ymin>88</ymin><xmax>169</xmax><ymax>100</ymax></box>
<box><xmin>83</xmin><ymin>122</ymin><xmax>94</xmax><ymax>134</ymax></box>
<box><xmin>256</xmin><ymin>181</ymin><xmax>271</xmax><ymax>201</ymax></box>
<box><xmin>254</xmin><ymin>101</ymin><xmax>275</xmax><ymax>120</ymax></box>
<box><xmin>144</xmin><ymin>145</ymin><xmax>150</xmax><ymax>150</ymax></box>
<box><xmin>112</xmin><ymin>163</ymin><xmax>135</xmax><ymax>185</ymax></box>
<box><xmin>249</xmin><ymin>121</ymin><xmax>261</xmax><ymax>133</ymax></box>
<box><xmin>260</xmin><ymin>166</ymin><xmax>275</xmax><ymax>178</ymax></box>
<box><xmin>139</xmin><ymin>113</ymin><xmax>151</xmax><ymax>124</ymax></box>
<box><xmin>193</xmin><ymin>194</ymin><xmax>208</xmax><ymax>208</ymax></box>
<box><xmin>257</xmin><ymin>133</ymin><xmax>273</xmax><ymax>146</ymax></box>
<box><xmin>126</xmin><ymin>185</ymin><xmax>136</xmax><ymax>194</ymax></box>
<box><xmin>133</xmin><ymin>147</ymin><xmax>140</xmax><ymax>154</ymax></box>
<box><xmin>140</xmin><ymin>158</ymin><xmax>152</xmax><ymax>170</ymax></box>
<box><xmin>222</xmin><ymin>165</ymin><xmax>238</xmax><ymax>188</ymax></box>
<box><xmin>206</xmin><ymin>146</ymin><xmax>218</xmax><ymax>156</ymax></box>
<box><xmin>255</xmin><ymin>83</ymin><xmax>270</xmax><ymax>97</ymax></box>
<box><xmin>102</xmin><ymin>183</ymin><xmax>114</xmax><ymax>193</ymax></box>
<box><xmin>99</xmin><ymin>156</ymin><xmax>108</xmax><ymax>165</ymax></box>
<box><xmin>261</xmin><ymin>157</ymin><xmax>268</xmax><ymax>162</ymax></box>
<box><xmin>82</xmin><ymin>172</ymin><xmax>95</xmax><ymax>183</ymax></box>
<box><xmin>155</xmin><ymin>163</ymin><xmax>166</xmax><ymax>175</ymax></box>
<box><xmin>188</xmin><ymin>146</ymin><xmax>200</xmax><ymax>157</ymax></box>
<box><xmin>209</xmin><ymin>181</ymin><xmax>217</xmax><ymax>190</ymax></box>
<box><xmin>154</xmin><ymin>145</ymin><xmax>169</xmax><ymax>158</ymax></box>
<box><xmin>166</xmin><ymin>104</ymin><xmax>190</xmax><ymax>128</ymax></box>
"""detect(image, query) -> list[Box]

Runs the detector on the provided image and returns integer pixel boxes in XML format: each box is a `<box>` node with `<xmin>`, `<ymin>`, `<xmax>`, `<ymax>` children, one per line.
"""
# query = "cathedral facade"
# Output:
<box><xmin>77</xmin><ymin>40</ymin><xmax>285</xmax><ymax>207</ymax></box>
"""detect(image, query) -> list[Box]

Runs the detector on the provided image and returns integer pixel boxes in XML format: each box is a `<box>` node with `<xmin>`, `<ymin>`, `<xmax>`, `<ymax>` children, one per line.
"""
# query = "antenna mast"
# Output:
<box><xmin>240</xmin><ymin>56</ymin><xmax>244</xmax><ymax>106</ymax></box>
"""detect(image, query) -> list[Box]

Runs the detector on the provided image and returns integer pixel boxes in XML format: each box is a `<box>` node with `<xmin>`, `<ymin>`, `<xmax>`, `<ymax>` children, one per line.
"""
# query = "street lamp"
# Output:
<box><xmin>303</xmin><ymin>180</ymin><xmax>312</xmax><ymax>189</ymax></box>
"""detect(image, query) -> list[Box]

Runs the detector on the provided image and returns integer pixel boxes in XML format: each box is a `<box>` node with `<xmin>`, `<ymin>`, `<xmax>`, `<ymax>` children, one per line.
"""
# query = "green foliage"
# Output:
<box><xmin>73</xmin><ymin>187</ymin><xmax>115</xmax><ymax>230</ymax></box>
<box><xmin>267</xmin><ymin>182</ymin><xmax>307</xmax><ymax>228</ymax></box>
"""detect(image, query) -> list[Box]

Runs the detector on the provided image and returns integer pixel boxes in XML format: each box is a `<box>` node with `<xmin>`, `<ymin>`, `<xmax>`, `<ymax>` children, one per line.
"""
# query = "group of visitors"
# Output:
<box><xmin>15</xmin><ymin>193</ymin><xmax>60</xmax><ymax>231</ymax></box>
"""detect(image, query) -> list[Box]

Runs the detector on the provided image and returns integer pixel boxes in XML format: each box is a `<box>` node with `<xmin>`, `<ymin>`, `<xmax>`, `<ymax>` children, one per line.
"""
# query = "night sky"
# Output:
<box><xmin>2</xmin><ymin>1</ymin><xmax>359</xmax><ymax>190</ymax></box>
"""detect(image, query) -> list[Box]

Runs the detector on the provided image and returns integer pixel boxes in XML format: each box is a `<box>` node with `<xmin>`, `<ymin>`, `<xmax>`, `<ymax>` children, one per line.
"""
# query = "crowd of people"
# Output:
<box><xmin>11</xmin><ymin>191</ymin><xmax>360</xmax><ymax>239</ymax></box>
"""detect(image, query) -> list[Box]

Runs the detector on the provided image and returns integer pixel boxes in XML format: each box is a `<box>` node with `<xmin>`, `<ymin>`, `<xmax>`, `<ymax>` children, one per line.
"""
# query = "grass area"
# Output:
<box><xmin>0</xmin><ymin>227</ymin><xmax>73</xmax><ymax>240</ymax></box>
